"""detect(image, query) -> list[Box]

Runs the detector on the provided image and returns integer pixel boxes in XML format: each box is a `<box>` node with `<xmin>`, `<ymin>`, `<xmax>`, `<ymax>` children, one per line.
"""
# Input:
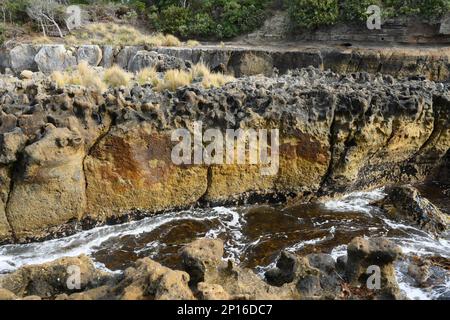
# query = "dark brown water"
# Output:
<box><xmin>0</xmin><ymin>185</ymin><xmax>448</xmax><ymax>299</ymax></box>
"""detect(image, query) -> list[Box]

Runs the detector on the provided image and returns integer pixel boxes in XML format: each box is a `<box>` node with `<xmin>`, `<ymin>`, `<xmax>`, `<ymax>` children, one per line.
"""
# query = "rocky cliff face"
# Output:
<box><xmin>0</xmin><ymin>67</ymin><xmax>448</xmax><ymax>243</ymax></box>
<box><xmin>1</xmin><ymin>44</ymin><xmax>450</xmax><ymax>81</ymax></box>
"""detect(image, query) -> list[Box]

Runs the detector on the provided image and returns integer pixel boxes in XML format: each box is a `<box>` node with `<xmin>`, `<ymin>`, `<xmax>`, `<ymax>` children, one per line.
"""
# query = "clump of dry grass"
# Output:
<box><xmin>50</xmin><ymin>61</ymin><xmax>107</xmax><ymax>92</ymax></box>
<box><xmin>201</xmin><ymin>73</ymin><xmax>235</xmax><ymax>89</ymax></box>
<box><xmin>136</xmin><ymin>67</ymin><xmax>160</xmax><ymax>86</ymax></box>
<box><xmin>162</xmin><ymin>34</ymin><xmax>182</xmax><ymax>47</ymax></box>
<box><xmin>190</xmin><ymin>62</ymin><xmax>210</xmax><ymax>79</ymax></box>
<box><xmin>190</xmin><ymin>62</ymin><xmax>234</xmax><ymax>88</ymax></box>
<box><xmin>154</xmin><ymin>63</ymin><xmax>235</xmax><ymax>92</ymax></box>
<box><xmin>104</xmin><ymin>65</ymin><xmax>132</xmax><ymax>88</ymax></box>
<box><xmin>32</xmin><ymin>36</ymin><xmax>54</xmax><ymax>45</ymax></box>
<box><xmin>186</xmin><ymin>40</ymin><xmax>201</xmax><ymax>47</ymax></box>
<box><xmin>68</xmin><ymin>23</ymin><xmax>185</xmax><ymax>47</ymax></box>
<box><xmin>156</xmin><ymin>69</ymin><xmax>192</xmax><ymax>92</ymax></box>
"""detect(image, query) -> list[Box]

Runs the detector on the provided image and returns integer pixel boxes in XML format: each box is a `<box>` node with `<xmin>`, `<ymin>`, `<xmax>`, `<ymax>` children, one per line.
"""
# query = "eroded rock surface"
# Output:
<box><xmin>0</xmin><ymin>68</ymin><xmax>448</xmax><ymax>242</ymax></box>
<box><xmin>0</xmin><ymin>237</ymin><xmax>411</xmax><ymax>300</ymax></box>
<box><xmin>377</xmin><ymin>185</ymin><xmax>448</xmax><ymax>236</ymax></box>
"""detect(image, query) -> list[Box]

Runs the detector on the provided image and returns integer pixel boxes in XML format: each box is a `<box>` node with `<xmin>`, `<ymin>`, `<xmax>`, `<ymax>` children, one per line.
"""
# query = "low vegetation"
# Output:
<box><xmin>49</xmin><ymin>61</ymin><xmax>235</xmax><ymax>93</ymax></box>
<box><xmin>51</xmin><ymin>61</ymin><xmax>107</xmax><ymax>92</ymax></box>
<box><xmin>1</xmin><ymin>0</ymin><xmax>448</xmax><ymax>44</ymax></box>
<box><xmin>287</xmin><ymin>0</ymin><xmax>450</xmax><ymax>30</ymax></box>
<box><xmin>103</xmin><ymin>65</ymin><xmax>133</xmax><ymax>88</ymax></box>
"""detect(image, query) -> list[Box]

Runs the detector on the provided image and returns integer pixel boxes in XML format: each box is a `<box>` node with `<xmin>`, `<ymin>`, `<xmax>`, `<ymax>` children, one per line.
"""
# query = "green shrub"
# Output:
<box><xmin>341</xmin><ymin>0</ymin><xmax>382</xmax><ymax>22</ymax></box>
<box><xmin>286</xmin><ymin>0</ymin><xmax>339</xmax><ymax>29</ymax></box>
<box><xmin>382</xmin><ymin>0</ymin><xmax>450</xmax><ymax>18</ymax></box>
<box><xmin>152</xmin><ymin>0</ymin><xmax>270</xmax><ymax>39</ymax></box>
<box><xmin>156</xmin><ymin>5</ymin><xmax>191</xmax><ymax>37</ymax></box>
<box><xmin>0</xmin><ymin>24</ymin><xmax>5</xmax><ymax>46</ymax></box>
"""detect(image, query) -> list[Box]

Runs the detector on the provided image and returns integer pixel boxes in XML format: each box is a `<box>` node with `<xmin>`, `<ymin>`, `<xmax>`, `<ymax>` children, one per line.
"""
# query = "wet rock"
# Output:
<box><xmin>408</xmin><ymin>259</ymin><xmax>431</xmax><ymax>287</ymax></box>
<box><xmin>265</xmin><ymin>251</ymin><xmax>298</xmax><ymax>286</ymax></box>
<box><xmin>181</xmin><ymin>238</ymin><xmax>224</xmax><ymax>284</ymax></box>
<box><xmin>34</xmin><ymin>45</ymin><xmax>77</xmax><ymax>74</ymax></box>
<box><xmin>0</xmin><ymin>255</ymin><xmax>108</xmax><ymax>298</ymax></box>
<box><xmin>307</xmin><ymin>253</ymin><xmax>336</xmax><ymax>274</ymax></box>
<box><xmin>297</xmin><ymin>275</ymin><xmax>321</xmax><ymax>297</ymax></box>
<box><xmin>379</xmin><ymin>185</ymin><xmax>448</xmax><ymax>236</ymax></box>
<box><xmin>345</xmin><ymin>237</ymin><xmax>403</xmax><ymax>299</ymax></box>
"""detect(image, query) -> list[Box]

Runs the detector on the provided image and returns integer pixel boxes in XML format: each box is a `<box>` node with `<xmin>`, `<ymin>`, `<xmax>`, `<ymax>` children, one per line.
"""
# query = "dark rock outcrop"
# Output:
<box><xmin>377</xmin><ymin>185</ymin><xmax>448</xmax><ymax>236</ymax></box>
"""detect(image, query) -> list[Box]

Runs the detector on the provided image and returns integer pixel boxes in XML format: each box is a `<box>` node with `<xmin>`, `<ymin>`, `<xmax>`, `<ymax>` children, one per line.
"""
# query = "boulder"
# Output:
<box><xmin>77</xmin><ymin>45</ymin><xmax>102</xmax><ymax>66</ymax></box>
<box><xmin>379</xmin><ymin>185</ymin><xmax>448</xmax><ymax>236</ymax></box>
<box><xmin>265</xmin><ymin>251</ymin><xmax>298</xmax><ymax>286</ymax></box>
<box><xmin>0</xmin><ymin>255</ymin><xmax>108</xmax><ymax>297</ymax></box>
<box><xmin>345</xmin><ymin>237</ymin><xmax>403</xmax><ymax>299</ymax></box>
<box><xmin>19</xmin><ymin>70</ymin><xmax>34</xmax><ymax>80</ymax></box>
<box><xmin>34</xmin><ymin>45</ymin><xmax>77</xmax><ymax>74</ymax></box>
<box><xmin>119</xmin><ymin>258</ymin><xmax>194</xmax><ymax>300</ymax></box>
<box><xmin>181</xmin><ymin>238</ymin><xmax>224</xmax><ymax>284</ymax></box>
<box><xmin>115</xmin><ymin>46</ymin><xmax>141</xmax><ymax>70</ymax></box>
<box><xmin>128</xmin><ymin>50</ymin><xmax>187</xmax><ymax>73</ymax></box>
<box><xmin>101</xmin><ymin>45</ymin><xmax>116</xmax><ymax>68</ymax></box>
<box><xmin>10</xmin><ymin>45</ymin><xmax>38</xmax><ymax>73</ymax></box>
<box><xmin>197</xmin><ymin>283</ymin><xmax>230</xmax><ymax>300</ymax></box>
<box><xmin>0</xmin><ymin>128</ymin><xmax>27</xmax><ymax>164</ymax></box>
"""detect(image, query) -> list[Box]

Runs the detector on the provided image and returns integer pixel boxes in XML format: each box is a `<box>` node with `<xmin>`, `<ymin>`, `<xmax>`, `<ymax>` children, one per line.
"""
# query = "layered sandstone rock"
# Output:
<box><xmin>0</xmin><ymin>68</ymin><xmax>448</xmax><ymax>242</ymax></box>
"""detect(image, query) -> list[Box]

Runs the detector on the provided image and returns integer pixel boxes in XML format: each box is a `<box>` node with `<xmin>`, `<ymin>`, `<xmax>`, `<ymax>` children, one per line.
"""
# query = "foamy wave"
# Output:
<box><xmin>322</xmin><ymin>188</ymin><xmax>386</xmax><ymax>215</ymax></box>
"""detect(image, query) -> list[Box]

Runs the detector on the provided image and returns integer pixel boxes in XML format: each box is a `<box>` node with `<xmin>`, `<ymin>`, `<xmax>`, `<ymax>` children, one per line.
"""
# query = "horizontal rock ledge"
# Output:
<box><xmin>1</xmin><ymin>44</ymin><xmax>450</xmax><ymax>81</ymax></box>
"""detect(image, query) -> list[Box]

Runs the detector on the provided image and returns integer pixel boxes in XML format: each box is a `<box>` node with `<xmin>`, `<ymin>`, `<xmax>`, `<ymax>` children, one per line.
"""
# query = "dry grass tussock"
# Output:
<box><xmin>49</xmin><ymin>62</ymin><xmax>234</xmax><ymax>93</ymax></box>
<box><xmin>68</xmin><ymin>23</ymin><xmax>185</xmax><ymax>47</ymax></box>
<box><xmin>51</xmin><ymin>61</ymin><xmax>107</xmax><ymax>92</ymax></box>
<box><xmin>155</xmin><ymin>62</ymin><xmax>235</xmax><ymax>91</ymax></box>
<box><xmin>103</xmin><ymin>65</ymin><xmax>133</xmax><ymax>87</ymax></box>
<box><xmin>136</xmin><ymin>67</ymin><xmax>160</xmax><ymax>86</ymax></box>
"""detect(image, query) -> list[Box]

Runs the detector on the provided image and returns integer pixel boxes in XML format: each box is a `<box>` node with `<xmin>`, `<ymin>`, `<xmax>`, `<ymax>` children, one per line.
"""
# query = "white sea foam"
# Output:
<box><xmin>322</xmin><ymin>188</ymin><xmax>386</xmax><ymax>215</ymax></box>
<box><xmin>0</xmin><ymin>207</ymin><xmax>238</xmax><ymax>273</ymax></box>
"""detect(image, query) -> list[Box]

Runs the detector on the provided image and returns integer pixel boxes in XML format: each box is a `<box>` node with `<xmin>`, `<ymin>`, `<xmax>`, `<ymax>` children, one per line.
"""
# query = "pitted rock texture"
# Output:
<box><xmin>0</xmin><ymin>237</ymin><xmax>408</xmax><ymax>300</ymax></box>
<box><xmin>0</xmin><ymin>68</ymin><xmax>448</xmax><ymax>242</ymax></box>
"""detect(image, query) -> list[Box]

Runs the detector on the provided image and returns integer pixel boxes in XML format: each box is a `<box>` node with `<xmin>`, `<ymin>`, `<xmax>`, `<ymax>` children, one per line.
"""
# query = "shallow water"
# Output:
<box><xmin>0</xmin><ymin>186</ymin><xmax>448</xmax><ymax>300</ymax></box>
